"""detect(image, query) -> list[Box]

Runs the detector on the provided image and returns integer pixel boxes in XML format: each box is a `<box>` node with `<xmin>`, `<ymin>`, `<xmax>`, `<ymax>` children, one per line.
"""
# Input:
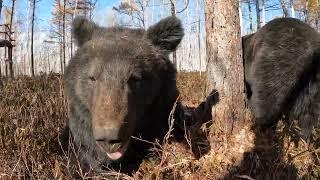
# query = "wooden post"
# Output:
<box><xmin>0</xmin><ymin>24</ymin><xmax>15</xmax><ymax>79</ymax></box>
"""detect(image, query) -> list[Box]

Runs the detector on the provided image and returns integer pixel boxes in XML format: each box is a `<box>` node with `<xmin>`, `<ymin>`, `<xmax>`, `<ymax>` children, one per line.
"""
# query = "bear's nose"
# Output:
<box><xmin>94</xmin><ymin>127</ymin><xmax>122</xmax><ymax>148</ymax></box>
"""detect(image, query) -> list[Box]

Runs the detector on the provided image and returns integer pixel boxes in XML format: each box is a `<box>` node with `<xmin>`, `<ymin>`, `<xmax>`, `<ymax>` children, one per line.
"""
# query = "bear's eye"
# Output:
<box><xmin>89</xmin><ymin>76</ymin><xmax>97</xmax><ymax>82</ymax></box>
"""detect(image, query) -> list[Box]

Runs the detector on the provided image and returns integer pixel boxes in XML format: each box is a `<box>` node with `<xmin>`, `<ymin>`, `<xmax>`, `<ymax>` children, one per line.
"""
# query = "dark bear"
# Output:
<box><xmin>242</xmin><ymin>17</ymin><xmax>320</xmax><ymax>137</ymax></box>
<box><xmin>63</xmin><ymin>16</ymin><xmax>218</xmax><ymax>173</ymax></box>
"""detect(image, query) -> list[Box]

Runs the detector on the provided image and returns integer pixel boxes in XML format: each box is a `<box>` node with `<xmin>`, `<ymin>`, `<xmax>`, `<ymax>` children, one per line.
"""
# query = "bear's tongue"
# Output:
<box><xmin>107</xmin><ymin>151</ymin><xmax>123</xmax><ymax>160</ymax></box>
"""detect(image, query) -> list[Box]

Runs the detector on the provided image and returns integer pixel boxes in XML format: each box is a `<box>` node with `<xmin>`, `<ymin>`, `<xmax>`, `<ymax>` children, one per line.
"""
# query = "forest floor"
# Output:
<box><xmin>0</xmin><ymin>72</ymin><xmax>319</xmax><ymax>179</ymax></box>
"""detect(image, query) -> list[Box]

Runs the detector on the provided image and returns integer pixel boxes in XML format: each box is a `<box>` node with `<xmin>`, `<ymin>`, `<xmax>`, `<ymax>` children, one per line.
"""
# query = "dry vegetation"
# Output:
<box><xmin>0</xmin><ymin>72</ymin><xmax>319</xmax><ymax>179</ymax></box>
<box><xmin>0</xmin><ymin>74</ymin><xmax>66</xmax><ymax>179</ymax></box>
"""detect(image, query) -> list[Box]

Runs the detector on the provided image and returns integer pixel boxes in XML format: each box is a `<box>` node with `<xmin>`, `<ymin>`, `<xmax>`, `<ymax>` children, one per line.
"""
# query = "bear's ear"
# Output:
<box><xmin>146</xmin><ymin>16</ymin><xmax>184</xmax><ymax>53</ymax></box>
<box><xmin>72</xmin><ymin>16</ymin><xmax>98</xmax><ymax>46</ymax></box>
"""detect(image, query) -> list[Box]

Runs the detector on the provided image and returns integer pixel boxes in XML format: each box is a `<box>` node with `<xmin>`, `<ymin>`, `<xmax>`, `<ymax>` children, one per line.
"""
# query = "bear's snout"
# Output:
<box><xmin>93</xmin><ymin>126</ymin><xmax>130</xmax><ymax>160</ymax></box>
<box><xmin>94</xmin><ymin>127</ymin><xmax>122</xmax><ymax>150</ymax></box>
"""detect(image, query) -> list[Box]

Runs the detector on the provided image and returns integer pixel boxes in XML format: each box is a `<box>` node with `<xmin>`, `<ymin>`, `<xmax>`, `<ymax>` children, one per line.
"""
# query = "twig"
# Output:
<box><xmin>131</xmin><ymin>136</ymin><xmax>159</xmax><ymax>147</ymax></box>
<box><xmin>159</xmin><ymin>160</ymin><xmax>191</xmax><ymax>171</ymax></box>
<box><xmin>99</xmin><ymin>172</ymin><xmax>134</xmax><ymax>180</ymax></box>
<box><xmin>163</xmin><ymin>95</ymin><xmax>180</xmax><ymax>144</ymax></box>
<box><xmin>177</xmin><ymin>0</ymin><xmax>189</xmax><ymax>14</ymax></box>
<box><xmin>290</xmin><ymin>147</ymin><xmax>320</xmax><ymax>160</ymax></box>
<box><xmin>10</xmin><ymin>150</ymin><xmax>22</xmax><ymax>178</ymax></box>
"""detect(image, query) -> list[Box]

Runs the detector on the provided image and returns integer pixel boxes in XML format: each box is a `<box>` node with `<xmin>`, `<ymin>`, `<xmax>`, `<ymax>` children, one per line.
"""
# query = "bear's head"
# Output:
<box><xmin>65</xmin><ymin>16</ymin><xmax>184</xmax><ymax>163</ymax></box>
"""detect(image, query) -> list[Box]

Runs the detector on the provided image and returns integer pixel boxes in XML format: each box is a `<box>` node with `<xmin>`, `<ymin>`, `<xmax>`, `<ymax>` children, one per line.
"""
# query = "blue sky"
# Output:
<box><xmin>0</xmin><ymin>0</ymin><xmax>291</xmax><ymax>35</ymax></box>
<box><xmin>32</xmin><ymin>0</ymin><xmax>118</xmax><ymax>21</ymax></box>
<box><xmin>1</xmin><ymin>0</ymin><xmax>119</xmax><ymax>31</ymax></box>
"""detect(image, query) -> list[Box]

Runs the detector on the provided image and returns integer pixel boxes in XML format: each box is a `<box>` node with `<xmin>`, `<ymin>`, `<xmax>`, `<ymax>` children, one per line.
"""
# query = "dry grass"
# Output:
<box><xmin>0</xmin><ymin>74</ymin><xmax>66</xmax><ymax>179</ymax></box>
<box><xmin>0</xmin><ymin>72</ymin><xmax>319</xmax><ymax>179</ymax></box>
<box><xmin>177</xmin><ymin>71</ymin><xmax>207</xmax><ymax>107</ymax></box>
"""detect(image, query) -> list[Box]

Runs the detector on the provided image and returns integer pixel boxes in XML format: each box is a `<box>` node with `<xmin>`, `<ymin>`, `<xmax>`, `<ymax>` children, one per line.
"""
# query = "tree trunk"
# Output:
<box><xmin>170</xmin><ymin>0</ymin><xmax>177</xmax><ymax>68</ymax></box>
<box><xmin>71</xmin><ymin>0</ymin><xmax>78</xmax><ymax>59</ymax></box>
<box><xmin>255</xmin><ymin>0</ymin><xmax>261</xmax><ymax>29</ymax></box>
<box><xmin>9</xmin><ymin>0</ymin><xmax>15</xmax><ymax>32</ymax></box>
<box><xmin>290</xmin><ymin>0</ymin><xmax>295</xmax><ymax>18</ymax></box>
<box><xmin>26</xmin><ymin>1</ymin><xmax>30</xmax><ymax>75</ymax></box>
<box><xmin>8</xmin><ymin>0</ymin><xmax>15</xmax><ymax>79</ymax></box>
<box><xmin>196</xmin><ymin>0</ymin><xmax>202</xmax><ymax>74</ymax></box>
<box><xmin>4</xmin><ymin>24</ymin><xmax>7</xmax><ymax>77</ymax></box>
<box><xmin>261</xmin><ymin>0</ymin><xmax>266</xmax><ymax>26</ymax></box>
<box><xmin>248</xmin><ymin>0</ymin><xmax>253</xmax><ymax>32</ymax></box>
<box><xmin>205</xmin><ymin>0</ymin><xmax>246</xmax><ymax>133</ymax></box>
<box><xmin>30</xmin><ymin>0</ymin><xmax>35</xmax><ymax>77</ymax></box>
<box><xmin>280</xmin><ymin>0</ymin><xmax>289</xmax><ymax>17</ymax></box>
<box><xmin>141</xmin><ymin>0</ymin><xmax>146</xmax><ymax>29</ymax></box>
<box><xmin>89</xmin><ymin>1</ymin><xmax>93</xmax><ymax>20</ymax></box>
<box><xmin>0</xmin><ymin>0</ymin><xmax>3</xmax><ymax>20</ymax></box>
<box><xmin>62</xmin><ymin>0</ymin><xmax>66</xmax><ymax>73</ymax></box>
<box><xmin>8</xmin><ymin>47</ymin><xmax>13</xmax><ymax>79</ymax></box>
<box><xmin>58</xmin><ymin>0</ymin><xmax>63</xmax><ymax>74</ymax></box>
<box><xmin>305</xmin><ymin>0</ymin><xmax>320</xmax><ymax>28</ymax></box>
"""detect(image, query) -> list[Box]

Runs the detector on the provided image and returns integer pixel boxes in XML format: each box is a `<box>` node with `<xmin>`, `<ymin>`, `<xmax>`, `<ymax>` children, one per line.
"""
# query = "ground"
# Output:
<box><xmin>0</xmin><ymin>72</ymin><xmax>319</xmax><ymax>179</ymax></box>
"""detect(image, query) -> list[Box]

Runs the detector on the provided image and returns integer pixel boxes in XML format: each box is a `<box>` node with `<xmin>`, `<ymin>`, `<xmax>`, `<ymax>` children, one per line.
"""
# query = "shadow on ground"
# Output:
<box><xmin>223</xmin><ymin>124</ymin><xmax>304</xmax><ymax>180</ymax></box>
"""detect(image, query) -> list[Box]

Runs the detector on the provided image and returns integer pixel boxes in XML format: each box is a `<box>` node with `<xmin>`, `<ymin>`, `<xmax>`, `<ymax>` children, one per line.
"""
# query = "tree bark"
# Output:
<box><xmin>205</xmin><ymin>0</ymin><xmax>246</xmax><ymax>133</ymax></box>
<box><xmin>30</xmin><ymin>0</ymin><xmax>35</xmax><ymax>76</ymax></box>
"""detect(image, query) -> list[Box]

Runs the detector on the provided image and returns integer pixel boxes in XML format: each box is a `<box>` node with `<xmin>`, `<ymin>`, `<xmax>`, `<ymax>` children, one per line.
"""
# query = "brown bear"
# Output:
<box><xmin>63</xmin><ymin>16</ymin><xmax>218</xmax><ymax>173</ymax></box>
<box><xmin>242</xmin><ymin>17</ymin><xmax>320</xmax><ymax>137</ymax></box>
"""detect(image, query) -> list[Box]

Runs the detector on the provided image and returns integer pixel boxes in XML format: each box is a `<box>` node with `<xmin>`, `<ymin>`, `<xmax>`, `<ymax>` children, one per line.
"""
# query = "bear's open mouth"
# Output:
<box><xmin>97</xmin><ymin>140</ymin><xmax>130</xmax><ymax>161</ymax></box>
